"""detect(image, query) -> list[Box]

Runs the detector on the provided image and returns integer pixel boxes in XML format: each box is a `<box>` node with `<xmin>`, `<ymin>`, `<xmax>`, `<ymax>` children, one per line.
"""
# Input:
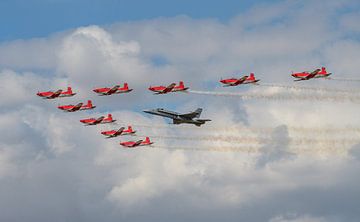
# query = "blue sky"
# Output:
<box><xmin>0</xmin><ymin>0</ymin><xmax>272</xmax><ymax>41</ymax></box>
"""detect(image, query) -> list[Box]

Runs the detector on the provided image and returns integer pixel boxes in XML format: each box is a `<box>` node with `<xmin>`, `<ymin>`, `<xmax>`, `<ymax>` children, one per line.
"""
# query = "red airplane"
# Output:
<box><xmin>292</xmin><ymin>67</ymin><xmax>331</xmax><ymax>81</ymax></box>
<box><xmin>37</xmin><ymin>87</ymin><xmax>76</xmax><ymax>99</ymax></box>
<box><xmin>120</xmin><ymin>137</ymin><xmax>153</xmax><ymax>148</ymax></box>
<box><xmin>93</xmin><ymin>83</ymin><xmax>133</xmax><ymax>96</ymax></box>
<box><xmin>149</xmin><ymin>81</ymin><xmax>188</xmax><ymax>94</ymax></box>
<box><xmin>80</xmin><ymin>114</ymin><xmax>115</xmax><ymax>125</ymax></box>
<box><xmin>101</xmin><ymin>126</ymin><xmax>136</xmax><ymax>138</ymax></box>
<box><xmin>58</xmin><ymin>100</ymin><xmax>95</xmax><ymax>112</ymax></box>
<box><xmin>220</xmin><ymin>73</ymin><xmax>260</xmax><ymax>86</ymax></box>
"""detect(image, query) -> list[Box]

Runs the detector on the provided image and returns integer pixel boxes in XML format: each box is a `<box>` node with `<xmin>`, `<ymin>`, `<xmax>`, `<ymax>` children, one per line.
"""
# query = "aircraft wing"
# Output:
<box><xmin>233</xmin><ymin>76</ymin><xmax>248</xmax><ymax>85</ymax></box>
<box><xmin>155</xmin><ymin>83</ymin><xmax>176</xmax><ymax>94</ymax></box>
<box><xmin>133</xmin><ymin>140</ymin><xmax>143</xmax><ymax>147</ymax></box>
<box><xmin>69</xmin><ymin>103</ymin><xmax>83</xmax><ymax>111</ymax></box>
<box><xmin>116</xmin><ymin>127</ymin><xmax>125</xmax><ymax>135</ymax></box>
<box><xmin>47</xmin><ymin>90</ymin><xmax>62</xmax><ymax>98</ymax></box>
<box><xmin>179</xmin><ymin>108</ymin><xmax>202</xmax><ymax>119</ymax></box>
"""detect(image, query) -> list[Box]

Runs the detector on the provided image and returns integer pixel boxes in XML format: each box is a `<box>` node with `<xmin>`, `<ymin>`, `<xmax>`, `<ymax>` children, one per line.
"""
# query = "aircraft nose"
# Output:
<box><xmin>143</xmin><ymin>110</ymin><xmax>152</xmax><ymax>114</ymax></box>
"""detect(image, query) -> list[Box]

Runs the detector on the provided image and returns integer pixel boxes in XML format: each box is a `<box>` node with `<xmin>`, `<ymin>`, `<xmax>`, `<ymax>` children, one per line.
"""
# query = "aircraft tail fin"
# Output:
<box><xmin>87</xmin><ymin>100</ymin><xmax>93</xmax><ymax>107</ymax></box>
<box><xmin>194</xmin><ymin>108</ymin><xmax>203</xmax><ymax>118</ymax></box>
<box><xmin>128</xmin><ymin>126</ymin><xmax>133</xmax><ymax>131</ymax></box>
<box><xmin>320</xmin><ymin>67</ymin><xmax>327</xmax><ymax>74</ymax></box>
<box><xmin>124</xmin><ymin>83</ymin><xmax>129</xmax><ymax>90</ymax></box>
<box><xmin>67</xmin><ymin>87</ymin><xmax>73</xmax><ymax>94</ymax></box>
<box><xmin>179</xmin><ymin>81</ymin><xmax>184</xmax><ymax>88</ymax></box>
<box><xmin>144</xmin><ymin>137</ymin><xmax>150</xmax><ymax>143</ymax></box>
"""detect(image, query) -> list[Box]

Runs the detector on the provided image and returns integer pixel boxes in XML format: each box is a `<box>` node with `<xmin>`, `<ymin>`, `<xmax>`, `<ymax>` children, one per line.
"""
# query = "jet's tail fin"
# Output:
<box><xmin>144</xmin><ymin>137</ymin><xmax>151</xmax><ymax>144</ymax></box>
<box><xmin>107</xmin><ymin>114</ymin><xmax>113</xmax><ymax>121</ymax></box>
<box><xmin>87</xmin><ymin>100</ymin><xmax>93</xmax><ymax>108</ymax></box>
<box><xmin>319</xmin><ymin>67</ymin><xmax>327</xmax><ymax>74</ymax></box>
<box><xmin>123</xmin><ymin>83</ymin><xmax>129</xmax><ymax>90</ymax></box>
<box><xmin>67</xmin><ymin>87</ymin><xmax>73</xmax><ymax>94</ymax></box>
<box><xmin>248</xmin><ymin>73</ymin><xmax>255</xmax><ymax>80</ymax></box>
<box><xmin>128</xmin><ymin>126</ymin><xmax>133</xmax><ymax>131</ymax></box>
<box><xmin>194</xmin><ymin>108</ymin><xmax>203</xmax><ymax>118</ymax></box>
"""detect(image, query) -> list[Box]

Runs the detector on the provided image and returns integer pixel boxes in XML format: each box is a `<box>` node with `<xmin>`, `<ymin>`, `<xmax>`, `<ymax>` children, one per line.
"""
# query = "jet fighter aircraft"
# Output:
<box><xmin>143</xmin><ymin>108</ymin><xmax>211</xmax><ymax>126</ymax></box>
<box><xmin>220</xmin><ymin>73</ymin><xmax>260</xmax><ymax>86</ymax></box>
<box><xmin>292</xmin><ymin>67</ymin><xmax>331</xmax><ymax>81</ymax></box>
<box><xmin>58</xmin><ymin>100</ymin><xmax>95</xmax><ymax>112</ymax></box>
<box><xmin>80</xmin><ymin>114</ymin><xmax>115</xmax><ymax>125</ymax></box>
<box><xmin>93</xmin><ymin>83</ymin><xmax>133</xmax><ymax>96</ymax></box>
<box><xmin>149</xmin><ymin>81</ymin><xmax>188</xmax><ymax>94</ymax></box>
<box><xmin>37</xmin><ymin>87</ymin><xmax>76</xmax><ymax>99</ymax></box>
<box><xmin>101</xmin><ymin>126</ymin><xmax>136</xmax><ymax>138</ymax></box>
<box><xmin>120</xmin><ymin>137</ymin><xmax>153</xmax><ymax>148</ymax></box>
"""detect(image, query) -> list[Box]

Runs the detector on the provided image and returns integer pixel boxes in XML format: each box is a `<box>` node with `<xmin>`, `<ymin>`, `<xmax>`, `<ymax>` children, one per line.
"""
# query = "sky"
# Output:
<box><xmin>0</xmin><ymin>0</ymin><xmax>270</xmax><ymax>41</ymax></box>
<box><xmin>1</xmin><ymin>0</ymin><xmax>360</xmax><ymax>222</ymax></box>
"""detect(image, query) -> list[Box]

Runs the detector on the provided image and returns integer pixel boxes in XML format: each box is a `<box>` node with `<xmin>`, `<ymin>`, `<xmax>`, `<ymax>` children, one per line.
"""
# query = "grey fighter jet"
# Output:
<box><xmin>143</xmin><ymin>108</ymin><xmax>211</xmax><ymax>126</ymax></box>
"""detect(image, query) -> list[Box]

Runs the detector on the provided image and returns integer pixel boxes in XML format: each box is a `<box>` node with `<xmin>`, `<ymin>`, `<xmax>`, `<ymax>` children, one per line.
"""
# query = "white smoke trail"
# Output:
<box><xmin>135</xmin><ymin>134</ymin><xmax>360</xmax><ymax>147</ymax></box>
<box><xmin>150</xmin><ymin>145</ymin><xmax>349</xmax><ymax>155</ymax></box>
<box><xmin>188</xmin><ymin>90</ymin><xmax>360</xmax><ymax>103</ymax></box>
<box><xmin>257</xmin><ymin>83</ymin><xmax>360</xmax><ymax>94</ymax></box>
<box><xmin>112</xmin><ymin>122</ymin><xmax>360</xmax><ymax>135</ymax></box>
<box><xmin>330</xmin><ymin>78</ymin><xmax>360</xmax><ymax>82</ymax></box>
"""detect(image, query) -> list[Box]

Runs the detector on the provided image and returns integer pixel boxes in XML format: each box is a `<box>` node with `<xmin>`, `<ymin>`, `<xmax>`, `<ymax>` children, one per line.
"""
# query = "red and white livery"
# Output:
<box><xmin>120</xmin><ymin>137</ymin><xmax>153</xmax><ymax>148</ymax></box>
<box><xmin>220</xmin><ymin>73</ymin><xmax>260</xmax><ymax>86</ymax></box>
<box><xmin>292</xmin><ymin>67</ymin><xmax>331</xmax><ymax>81</ymax></box>
<box><xmin>58</xmin><ymin>100</ymin><xmax>95</xmax><ymax>112</ymax></box>
<box><xmin>80</xmin><ymin>114</ymin><xmax>115</xmax><ymax>125</ymax></box>
<box><xmin>93</xmin><ymin>83</ymin><xmax>133</xmax><ymax>96</ymax></box>
<box><xmin>149</xmin><ymin>81</ymin><xmax>188</xmax><ymax>94</ymax></box>
<box><xmin>37</xmin><ymin>87</ymin><xmax>76</xmax><ymax>99</ymax></box>
<box><xmin>101</xmin><ymin>126</ymin><xmax>136</xmax><ymax>138</ymax></box>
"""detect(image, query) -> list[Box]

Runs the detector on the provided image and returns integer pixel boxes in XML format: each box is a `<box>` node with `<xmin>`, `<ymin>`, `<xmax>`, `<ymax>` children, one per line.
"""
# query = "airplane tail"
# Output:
<box><xmin>124</xmin><ymin>83</ymin><xmax>129</xmax><ymax>90</ymax></box>
<box><xmin>67</xmin><ymin>87</ymin><xmax>73</xmax><ymax>94</ymax></box>
<box><xmin>319</xmin><ymin>67</ymin><xmax>327</xmax><ymax>74</ymax></box>
<box><xmin>194</xmin><ymin>108</ymin><xmax>203</xmax><ymax>118</ymax></box>
<box><xmin>144</xmin><ymin>137</ymin><xmax>151</xmax><ymax>143</ymax></box>
<box><xmin>128</xmin><ymin>126</ymin><xmax>133</xmax><ymax>131</ymax></box>
<box><xmin>107</xmin><ymin>114</ymin><xmax>113</xmax><ymax>121</ymax></box>
<box><xmin>179</xmin><ymin>81</ymin><xmax>184</xmax><ymax>88</ymax></box>
<box><xmin>248</xmin><ymin>73</ymin><xmax>255</xmax><ymax>80</ymax></box>
<box><xmin>87</xmin><ymin>100</ymin><xmax>93</xmax><ymax>107</ymax></box>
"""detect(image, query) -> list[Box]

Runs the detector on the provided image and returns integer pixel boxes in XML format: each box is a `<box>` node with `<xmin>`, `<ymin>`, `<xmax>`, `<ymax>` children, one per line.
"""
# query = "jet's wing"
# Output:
<box><xmin>233</xmin><ymin>76</ymin><xmax>248</xmax><ymax>85</ymax></box>
<box><xmin>106</xmin><ymin>85</ymin><xmax>120</xmax><ymax>95</ymax></box>
<box><xmin>69</xmin><ymin>103</ymin><xmax>83</xmax><ymax>111</ymax></box>
<box><xmin>115</xmin><ymin>127</ymin><xmax>125</xmax><ymax>135</ymax></box>
<box><xmin>47</xmin><ymin>89</ymin><xmax>62</xmax><ymax>98</ymax></box>
<box><xmin>156</xmin><ymin>83</ymin><xmax>176</xmax><ymax>94</ymax></box>
<box><xmin>179</xmin><ymin>108</ymin><xmax>202</xmax><ymax>119</ymax></box>
<box><xmin>94</xmin><ymin>116</ymin><xmax>105</xmax><ymax>124</ymax></box>
<box><xmin>133</xmin><ymin>140</ymin><xmax>143</xmax><ymax>147</ymax></box>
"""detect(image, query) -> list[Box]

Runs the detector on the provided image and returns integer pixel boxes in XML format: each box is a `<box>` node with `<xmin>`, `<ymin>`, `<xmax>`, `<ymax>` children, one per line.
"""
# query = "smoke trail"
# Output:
<box><xmin>257</xmin><ymin>83</ymin><xmax>360</xmax><ymax>94</ymax></box>
<box><xmin>135</xmin><ymin>134</ymin><xmax>360</xmax><ymax>147</ymax></box>
<box><xmin>188</xmin><ymin>90</ymin><xmax>360</xmax><ymax>103</ymax></box>
<box><xmin>150</xmin><ymin>145</ymin><xmax>349</xmax><ymax>155</ymax></box>
<box><xmin>112</xmin><ymin>122</ymin><xmax>360</xmax><ymax>135</ymax></box>
<box><xmin>330</xmin><ymin>78</ymin><xmax>360</xmax><ymax>82</ymax></box>
<box><xmin>151</xmin><ymin>145</ymin><xmax>261</xmax><ymax>154</ymax></box>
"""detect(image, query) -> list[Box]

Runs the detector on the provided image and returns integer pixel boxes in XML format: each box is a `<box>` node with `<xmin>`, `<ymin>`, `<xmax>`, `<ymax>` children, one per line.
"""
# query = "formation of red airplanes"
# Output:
<box><xmin>37</xmin><ymin>67</ymin><xmax>332</xmax><ymax>148</ymax></box>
